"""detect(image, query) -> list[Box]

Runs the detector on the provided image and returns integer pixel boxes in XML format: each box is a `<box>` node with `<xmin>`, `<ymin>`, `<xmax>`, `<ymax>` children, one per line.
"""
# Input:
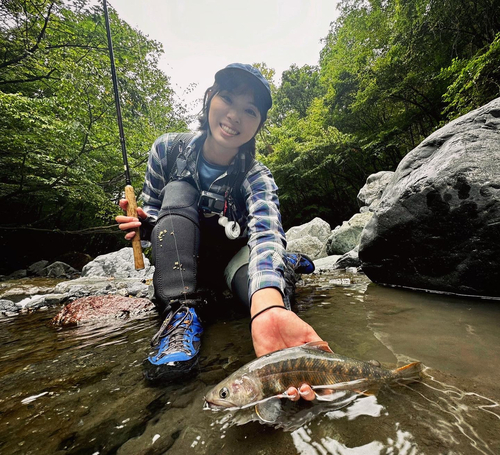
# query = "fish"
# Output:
<box><xmin>204</xmin><ymin>341</ymin><xmax>422</xmax><ymax>423</ymax></box>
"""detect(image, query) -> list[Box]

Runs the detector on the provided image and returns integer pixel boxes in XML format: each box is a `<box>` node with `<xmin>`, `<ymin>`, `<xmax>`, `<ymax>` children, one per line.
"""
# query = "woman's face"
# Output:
<box><xmin>205</xmin><ymin>88</ymin><xmax>262</xmax><ymax>163</ymax></box>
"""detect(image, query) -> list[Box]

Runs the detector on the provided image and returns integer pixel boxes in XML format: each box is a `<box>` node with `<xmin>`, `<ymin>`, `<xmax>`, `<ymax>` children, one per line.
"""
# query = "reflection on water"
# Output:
<box><xmin>0</xmin><ymin>271</ymin><xmax>499</xmax><ymax>454</ymax></box>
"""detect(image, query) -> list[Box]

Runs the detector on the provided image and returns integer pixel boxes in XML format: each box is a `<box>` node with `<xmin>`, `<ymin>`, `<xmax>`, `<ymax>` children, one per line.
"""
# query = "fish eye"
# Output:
<box><xmin>219</xmin><ymin>387</ymin><xmax>230</xmax><ymax>399</ymax></box>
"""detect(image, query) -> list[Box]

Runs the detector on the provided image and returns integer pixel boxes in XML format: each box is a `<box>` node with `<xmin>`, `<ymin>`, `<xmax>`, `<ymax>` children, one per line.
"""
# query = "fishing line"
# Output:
<box><xmin>121</xmin><ymin>4</ymin><xmax>188</xmax><ymax>303</ymax></box>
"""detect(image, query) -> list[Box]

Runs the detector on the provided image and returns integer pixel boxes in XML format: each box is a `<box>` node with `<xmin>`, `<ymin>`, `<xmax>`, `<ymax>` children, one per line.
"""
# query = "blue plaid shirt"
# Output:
<box><xmin>140</xmin><ymin>132</ymin><xmax>287</xmax><ymax>302</ymax></box>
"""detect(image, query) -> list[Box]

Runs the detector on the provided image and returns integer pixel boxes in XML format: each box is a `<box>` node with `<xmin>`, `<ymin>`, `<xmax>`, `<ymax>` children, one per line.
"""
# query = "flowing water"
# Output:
<box><xmin>0</xmin><ymin>271</ymin><xmax>499</xmax><ymax>454</ymax></box>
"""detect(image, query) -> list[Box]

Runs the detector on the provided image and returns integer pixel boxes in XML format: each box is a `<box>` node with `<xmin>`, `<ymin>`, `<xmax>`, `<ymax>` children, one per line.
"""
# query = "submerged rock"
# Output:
<box><xmin>359</xmin><ymin>97</ymin><xmax>500</xmax><ymax>298</ymax></box>
<box><xmin>52</xmin><ymin>295</ymin><xmax>155</xmax><ymax>326</ymax></box>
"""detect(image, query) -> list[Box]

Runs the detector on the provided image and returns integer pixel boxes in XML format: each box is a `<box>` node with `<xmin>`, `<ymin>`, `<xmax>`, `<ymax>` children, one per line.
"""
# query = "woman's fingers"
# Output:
<box><xmin>285</xmin><ymin>387</ymin><xmax>300</xmax><ymax>401</ymax></box>
<box><xmin>116</xmin><ymin>200</ymin><xmax>145</xmax><ymax>241</ymax></box>
<box><xmin>115</xmin><ymin>216</ymin><xmax>141</xmax><ymax>230</ymax></box>
<box><xmin>119</xmin><ymin>199</ymin><xmax>128</xmax><ymax>210</ymax></box>
<box><xmin>285</xmin><ymin>384</ymin><xmax>316</xmax><ymax>402</ymax></box>
<box><xmin>124</xmin><ymin>230</ymin><xmax>136</xmax><ymax>240</ymax></box>
<box><xmin>299</xmin><ymin>384</ymin><xmax>316</xmax><ymax>401</ymax></box>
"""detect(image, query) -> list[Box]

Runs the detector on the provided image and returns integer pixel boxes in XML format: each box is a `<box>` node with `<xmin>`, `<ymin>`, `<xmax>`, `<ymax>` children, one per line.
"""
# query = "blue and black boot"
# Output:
<box><xmin>285</xmin><ymin>252</ymin><xmax>315</xmax><ymax>274</ymax></box>
<box><xmin>144</xmin><ymin>303</ymin><xmax>203</xmax><ymax>382</ymax></box>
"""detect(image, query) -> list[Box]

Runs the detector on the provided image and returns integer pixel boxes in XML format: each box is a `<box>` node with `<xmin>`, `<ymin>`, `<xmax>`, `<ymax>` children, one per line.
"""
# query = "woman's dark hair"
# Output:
<box><xmin>198</xmin><ymin>69</ymin><xmax>270</xmax><ymax>158</ymax></box>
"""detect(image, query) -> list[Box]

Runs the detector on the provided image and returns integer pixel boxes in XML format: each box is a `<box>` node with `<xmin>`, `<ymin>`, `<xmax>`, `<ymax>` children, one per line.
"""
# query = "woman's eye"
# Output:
<box><xmin>220</xmin><ymin>94</ymin><xmax>231</xmax><ymax>103</ymax></box>
<box><xmin>246</xmin><ymin>109</ymin><xmax>257</xmax><ymax>117</ymax></box>
<box><xmin>219</xmin><ymin>387</ymin><xmax>229</xmax><ymax>399</ymax></box>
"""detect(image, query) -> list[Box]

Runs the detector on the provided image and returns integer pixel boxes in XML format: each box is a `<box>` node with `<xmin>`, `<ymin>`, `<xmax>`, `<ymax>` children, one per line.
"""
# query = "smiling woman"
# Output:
<box><xmin>115</xmin><ymin>63</ymin><xmax>321</xmax><ymax>389</ymax></box>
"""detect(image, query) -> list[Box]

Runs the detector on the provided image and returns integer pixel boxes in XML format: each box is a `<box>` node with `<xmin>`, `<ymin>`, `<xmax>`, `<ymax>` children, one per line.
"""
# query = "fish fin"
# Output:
<box><xmin>368</xmin><ymin>359</ymin><xmax>381</xmax><ymax>367</ymax></box>
<box><xmin>255</xmin><ymin>399</ymin><xmax>282</xmax><ymax>423</ymax></box>
<box><xmin>392</xmin><ymin>361</ymin><xmax>423</xmax><ymax>383</ymax></box>
<box><xmin>302</xmin><ymin>341</ymin><xmax>334</xmax><ymax>353</ymax></box>
<box><xmin>353</xmin><ymin>386</ymin><xmax>380</xmax><ymax>396</ymax></box>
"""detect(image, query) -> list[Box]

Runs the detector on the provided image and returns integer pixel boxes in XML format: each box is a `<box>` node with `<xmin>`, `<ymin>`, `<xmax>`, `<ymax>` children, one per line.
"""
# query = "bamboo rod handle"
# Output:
<box><xmin>124</xmin><ymin>185</ymin><xmax>145</xmax><ymax>270</ymax></box>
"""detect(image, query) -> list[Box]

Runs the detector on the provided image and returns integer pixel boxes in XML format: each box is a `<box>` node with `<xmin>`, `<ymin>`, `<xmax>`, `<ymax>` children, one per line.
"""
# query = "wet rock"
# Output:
<box><xmin>334</xmin><ymin>246</ymin><xmax>361</xmax><ymax>269</ymax></box>
<box><xmin>16</xmin><ymin>293</ymin><xmax>68</xmax><ymax>311</ymax></box>
<box><xmin>27</xmin><ymin>260</ymin><xmax>49</xmax><ymax>276</ymax></box>
<box><xmin>312</xmin><ymin>256</ymin><xmax>342</xmax><ymax>273</ymax></box>
<box><xmin>0</xmin><ymin>299</ymin><xmax>18</xmax><ymax>315</ymax></box>
<box><xmin>53</xmin><ymin>252</ymin><xmax>93</xmax><ymax>271</ymax></box>
<box><xmin>327</xmin><ymin>212</ymin><xmax>373</xmax><ymax>255</ymax></box>
<box><xmin>357</xmin><ymin>171</ymin><xmax>394</xmax><ymax>212</ymax></box>
<box><xmin>8</xmin><ymin>269</ymin><xmax>27</xmax><ymax>280</ymax></box>
<box><xmin>54</xmin><ymin>277</ymin><xmax>153</xmax><ymax>300</ymax></box>
<box><xmin>0</xmin><ymin>282</ymin><xmax>58</xmax><ymax>301</ymax></box>
<box><xmin>43</xmin><ymin>261</ymin><xmax>79</xmax><ymax>279</ymax></box>
<box><xmin>52</xmin><ymin>295</ymin><xmax>155</xmax><ymax>326</ymax></box>
<box><xmin>359</xmin><ymin>97</ymin><xmax>500</xmax><ymax>298</ymax></box>
<box><xmin>286</xmin><ymin>217</ymin><xmax>331</xmax><ymax>259</ymax></box>
<box><xmin>82</xmin><ymin>247</ymin><xmax>154</xmax><ymax>280</ymax></box>
<box><xmin>287</xmin><ymin>235</ymin><xmax>328</xmax><ymax>260</ymax></box>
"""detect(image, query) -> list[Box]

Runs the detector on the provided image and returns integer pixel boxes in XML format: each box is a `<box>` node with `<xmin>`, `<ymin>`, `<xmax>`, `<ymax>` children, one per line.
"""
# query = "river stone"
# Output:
<box><xmin>286</xmin><ymin>217</ymin><xmax>331</xmax><ymax>244</ymax></box>
<box><xmin>334</xmin><ymin>246</ymin><xmax>361</xmax><ymax>269</ymax></box>
<box><xmin>327</xmin><ymin>212</ymin><xmax>373</xmax><ymax>255</ymax></box>
<box><xmin>359</xmin><ymin>97</ymin><xmax>500</xmax><ymax>298</ymax></box>
<box><xmin>8</xmin><ymin>269</ymin><xmax>27</xmax><ymax>280</ymax></box>
<box><xmin>27</xmin><ymin>260</ymin><xmax>49</xmax><ymax>276</ymax></box>
<box><xmin>43</xmin><ymin>261</ymin><xmax>79</xmax><ymax>279</ymax></box>
<box><xmin>52</xmin><ymin>295</ymin><xmax>155</xmax><ymax>326</ymax></box>
<box><xmin>313</xmin><ymin>255</ymin><xmax>342</xmax><ymax>272</ymax></box>
<box><xmin>287</xmin><ymin>235</ymin><xmax>328</xmax><ymax>260</ymax></box>
<box><xmin>0</xmin><ymin>299</ymin><xmax>18</xmax><ymax>314</ymax></box>
<box><xmin>286</xmin><ymin>217</ymin><xmax>331</xmax><ymax>259</ymax></box>
<box><xmin>357</xmin><ymin>171</ymin><xmax>394</xmax><ymax>212</ymax></box>
<box><xmin>82</xmin><ymin>247</ymin><xmax>154</xmax><ymax>279</ymax></box>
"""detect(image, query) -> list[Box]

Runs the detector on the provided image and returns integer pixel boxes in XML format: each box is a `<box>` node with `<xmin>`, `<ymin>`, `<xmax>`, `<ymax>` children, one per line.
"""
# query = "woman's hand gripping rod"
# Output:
<box><xmin>103</xmin><ymin>0</ymin><xmax>144</xmax><ymax>269</ymax></box>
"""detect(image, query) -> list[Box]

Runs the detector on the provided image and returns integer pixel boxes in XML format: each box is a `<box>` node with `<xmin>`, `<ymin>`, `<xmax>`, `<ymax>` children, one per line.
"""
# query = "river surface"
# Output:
<box><xmin>0</xmin><ymin>271</ymin><xmax>499</xmax><ymax>454</ymax></box>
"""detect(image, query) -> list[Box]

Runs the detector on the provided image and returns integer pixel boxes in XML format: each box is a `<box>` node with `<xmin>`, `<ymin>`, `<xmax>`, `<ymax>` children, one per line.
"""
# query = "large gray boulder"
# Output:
<box><xmin>357</xmin><ymin>171</ymin><xmax>394</xmax><ymax>212</ymax></box>
<box><xmin>286</xmin><ymin>217</ymin><xmax>331</xmax><ymax>259</ymax></box>
<box><xmin>82</xmin><ymin>247</ymin><xmax>153</xmax><ymax>279</ymax></box>
<box><xmin>326</xmin><ymin>212</ymin><xmax>373</xmax><ymax>255</ymax></box>
<box><xmin>359</xmin><ymin>97</ymin><xmax>500</xmax><ymax>298</ymax></box>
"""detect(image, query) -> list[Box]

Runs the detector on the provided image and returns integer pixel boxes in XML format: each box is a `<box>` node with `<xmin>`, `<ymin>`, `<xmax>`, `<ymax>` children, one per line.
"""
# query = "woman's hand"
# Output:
<box><xmin>250</xmin><ymin>288</ymin><xmax>323</xmax><ymax>401</ymax></box>
<box><xmin>115</xmin><ymin>199</ymin><xmax>148</xmax><ymax>240</ymax></box>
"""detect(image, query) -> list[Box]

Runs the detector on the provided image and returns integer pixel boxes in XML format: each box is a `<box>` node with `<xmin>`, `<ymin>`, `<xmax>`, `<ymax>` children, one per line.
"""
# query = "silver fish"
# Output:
<box><xmin>204</xmin><ymin>341</ymin><xmax>422</xmax><ymax>423</ymax></box>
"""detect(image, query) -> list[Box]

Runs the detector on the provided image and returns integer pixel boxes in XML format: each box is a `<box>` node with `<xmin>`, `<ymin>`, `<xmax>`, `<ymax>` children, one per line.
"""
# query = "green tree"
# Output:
<box><xmin>0</xmin><ymin>0</ymin><xmax>187</xmax><ymax>231</ymax></box>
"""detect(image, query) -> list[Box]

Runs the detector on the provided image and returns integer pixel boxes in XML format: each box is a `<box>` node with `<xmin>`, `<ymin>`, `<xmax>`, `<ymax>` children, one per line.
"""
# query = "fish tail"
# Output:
<box><xmin>391</xmin><ymin>361</ymin><xmax>423</xmax><ymax>383</ymax></box>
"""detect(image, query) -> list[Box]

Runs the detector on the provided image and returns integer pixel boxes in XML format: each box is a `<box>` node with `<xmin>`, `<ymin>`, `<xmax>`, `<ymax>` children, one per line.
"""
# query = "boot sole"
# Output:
<box><xmin>143</xmin><ymin>355</ymin><xmax>200</xmax><ymax>383</ymax></box>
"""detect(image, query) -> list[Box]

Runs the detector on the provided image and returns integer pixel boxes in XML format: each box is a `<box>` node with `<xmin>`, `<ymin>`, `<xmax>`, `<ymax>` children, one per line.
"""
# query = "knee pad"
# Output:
<box><xmin>152</xmin><ymin>181</ymin><xmax>200</xmax><ymax>304</ymax></box>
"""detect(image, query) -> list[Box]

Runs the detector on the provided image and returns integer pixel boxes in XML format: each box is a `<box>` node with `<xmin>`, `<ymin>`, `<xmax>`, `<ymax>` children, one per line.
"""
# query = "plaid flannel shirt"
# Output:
<box><xmin>140</xmin><ymin>132</ymin><xmax>287</xmax><ymax>302</ymax></box>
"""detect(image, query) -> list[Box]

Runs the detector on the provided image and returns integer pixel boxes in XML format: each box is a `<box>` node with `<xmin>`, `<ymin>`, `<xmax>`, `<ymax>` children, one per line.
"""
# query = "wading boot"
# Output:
<box><xmin>144</xmin><ymin>303</ymin><xmax>203</xmax><ymax>382</ymax></box>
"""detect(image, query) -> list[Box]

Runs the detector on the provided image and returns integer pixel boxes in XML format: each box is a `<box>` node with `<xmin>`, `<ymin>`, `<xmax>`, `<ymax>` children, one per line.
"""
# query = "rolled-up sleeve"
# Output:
<box><xmin>243</xmin><ymin>165</ymin><xmax>287</xmax><ymax>302</ymax></box>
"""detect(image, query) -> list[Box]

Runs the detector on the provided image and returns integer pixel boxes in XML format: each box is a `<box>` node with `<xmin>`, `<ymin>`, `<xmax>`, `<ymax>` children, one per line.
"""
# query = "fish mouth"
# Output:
<box><xmin>203</xmin><ymin>398</ymin><xmax>235</xmax><ymax>411</ymax></box>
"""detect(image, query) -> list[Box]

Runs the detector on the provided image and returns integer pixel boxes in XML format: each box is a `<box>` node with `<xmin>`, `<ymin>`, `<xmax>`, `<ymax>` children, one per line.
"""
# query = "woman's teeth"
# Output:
<box><xmin>221</xmin><ymin>124</ymin><xmax>238</xmax><ymax>135</ymax></box>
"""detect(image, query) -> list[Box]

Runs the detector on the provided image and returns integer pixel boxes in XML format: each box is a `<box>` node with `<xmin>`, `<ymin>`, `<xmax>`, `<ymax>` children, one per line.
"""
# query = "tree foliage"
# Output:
<box><xmin>259</xmin><ymin>0</ymin><xmax>500</xmax><ymax>229</ymax></box>
<box><xmin>0</xmin><ymin>0</ymin><xmax>187</xmax><ymax>233</ymax></box>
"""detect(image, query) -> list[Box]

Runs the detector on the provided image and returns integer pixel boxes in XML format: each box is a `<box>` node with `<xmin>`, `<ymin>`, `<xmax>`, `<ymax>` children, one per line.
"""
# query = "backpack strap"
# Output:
<box><xmin>165</xmin><ymin>132</ymin><xmax>197</xmax><ymax>182</ymax></box>
<box><xmin>228</xmin><ymin>156</ymin><xmax>256</xmax><ymax>215</ymax></box>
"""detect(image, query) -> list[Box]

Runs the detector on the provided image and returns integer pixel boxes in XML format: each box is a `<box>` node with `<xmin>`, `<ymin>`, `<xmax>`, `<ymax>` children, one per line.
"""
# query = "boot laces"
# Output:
<box><xmin>151</xmin><ymin>305</ymin><xmax>194</xmax><ymax>355</ymax></box>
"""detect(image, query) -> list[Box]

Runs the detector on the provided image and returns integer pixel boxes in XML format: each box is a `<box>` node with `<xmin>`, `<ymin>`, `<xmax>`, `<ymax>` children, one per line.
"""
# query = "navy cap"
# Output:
<box><xmin>215</xmin><ymin>63</ymin><xmax>272</xmax><ymax>111</ymax></box>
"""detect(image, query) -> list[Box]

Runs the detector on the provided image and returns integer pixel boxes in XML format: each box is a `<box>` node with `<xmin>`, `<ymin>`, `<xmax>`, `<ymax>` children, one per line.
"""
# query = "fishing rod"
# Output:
<box><xmin>103</xmin><ymin>0</ymin><xmax>144</xmax><ymax>269</ymax></box>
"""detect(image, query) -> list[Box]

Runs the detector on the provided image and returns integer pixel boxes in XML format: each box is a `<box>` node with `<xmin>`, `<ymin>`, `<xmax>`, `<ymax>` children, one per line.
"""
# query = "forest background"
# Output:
<box><xmin>1</xmin><ymin>0</ymin><xmax>499</xmax><ymax>273</ymax></box>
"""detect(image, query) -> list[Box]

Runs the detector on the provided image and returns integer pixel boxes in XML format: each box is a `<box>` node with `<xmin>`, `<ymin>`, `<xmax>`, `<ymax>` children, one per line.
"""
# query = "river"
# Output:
<box><xmin>0</xmin><ymin>270</ymin><xmax>499</xmax><ymax>454</ymax></box>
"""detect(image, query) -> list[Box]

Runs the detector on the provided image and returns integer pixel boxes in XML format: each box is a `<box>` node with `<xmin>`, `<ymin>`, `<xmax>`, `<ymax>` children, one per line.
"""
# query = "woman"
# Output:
<box><xmin>117</xmin><ymin>64</ymin><xmax>321</xmax><ymax>400</ymax></box>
